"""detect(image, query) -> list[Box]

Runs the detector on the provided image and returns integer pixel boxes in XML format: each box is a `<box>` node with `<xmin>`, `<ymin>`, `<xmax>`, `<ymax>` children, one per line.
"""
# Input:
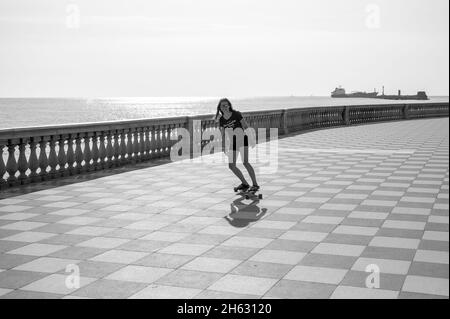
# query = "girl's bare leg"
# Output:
<box><xmin>241</xmin><ymin>146</ymin><xmax>258</xmax><ymax>186</ymax></box>
<box><xmin>228</xmin><ymin>150</ymin><xmax>248</xmax><ymax>185</ymax></box>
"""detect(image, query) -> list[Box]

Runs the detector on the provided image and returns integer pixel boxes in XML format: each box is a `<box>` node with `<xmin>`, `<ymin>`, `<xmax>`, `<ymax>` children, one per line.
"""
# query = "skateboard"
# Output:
<box><xmin>234</xmin><ymin>187</ymin><xmax>263</xmax><ymax>200</ymax></box>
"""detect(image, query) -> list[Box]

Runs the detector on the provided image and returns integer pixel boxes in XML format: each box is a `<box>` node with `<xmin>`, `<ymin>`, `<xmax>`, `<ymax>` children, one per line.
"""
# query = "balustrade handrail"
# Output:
<box><xmin>1</xmin><ymin>102</ymin><xmax>448</xmax><ymax>189</ymax></box>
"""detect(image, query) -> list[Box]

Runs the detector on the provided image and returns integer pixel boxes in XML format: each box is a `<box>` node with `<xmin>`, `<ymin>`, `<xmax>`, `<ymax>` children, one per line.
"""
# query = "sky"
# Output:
<box><xmin>0</xmin><ymin>0</ymin><xmax>448</xmax><ymax>97</ymax></box>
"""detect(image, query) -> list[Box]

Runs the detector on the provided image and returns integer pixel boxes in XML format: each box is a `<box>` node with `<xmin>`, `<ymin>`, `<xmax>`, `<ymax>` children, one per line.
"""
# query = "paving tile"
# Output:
<box><xmin>130</xmin><ymin>284</ymin><xmax>201</xmax><ymax>299</ymax></box>
<box><xmin>71</xmin><ymin>279</ymin><xmax>148</xmax><ymax>299</ymax></box>
<box><xmin>352</xmin><ymin>257</ymin><xmax>411</xmax><ymax>275</ymax></box>
<box><xmin>67</xmin><ymin>226</ymin><xmax>114</xmax><ymax>236</ymax></box>
<box><xmin>291</xmin><ymin>223</ymin><xmax>336</xmax><ymax>233</ymax></box>
<box><xmin>14</xmin><ymin>257</ymin><xmax>80</xmax><ymax>273</ymax></box>
<box><xmin>279</xmin><ymin>231</ymin><xmax>328</xmax><ymax>242</ymax></box>
<box><xmin>222</xmin><ymin>237</ymin><xmax>273</xmax><ymax>249</ymax></box>
<box><xmin>67</xmin><ymin>261</ymin><xmax>125</xmax><ymax>278</ymax></box>
<box><xmin>7</xmin><ymin>243</ymin><xmax>67</xmax><ymax>257</ymax></box>
<box><xmin>312</xmin><ymin>243</ymin><xmax>365</xmax><ymax>257</ymax></box>
<box><xmin>414</xmin><ymin>250</ymin><xmax>449</xmax><ymax>264</ymax></box>
<box><xmin>230</xmin><ymin>261</ymin><xmax>293</xmax><ymax>279</ymax></box>
<box><xmin>333</xmin><ymin>226</ymin><xmax>379</xmax><ymax>236</ymax></box>
<box><xmin>2</xmin><ymin>231</ymin><xmax>56</xmax><ymax>243</ymax></box>
<box><xmin>208</xmin><ymin>274</ymin><xmax>277</xmax><ymax>296</ymax></box>
<box><xmin>194</xmin><ymin>290</ymin><xmax>258</xmax><ymax>299</ymax></box>
<box><xmin>249</xmin><ymin>250</ymin><xmax>306</xmax><ymax>265</ymax></box>
<box><xmin>299</xmin><ymin>253</ymin><xmax>356</xmax><ymax>269</ymax></box>
<box><xmin>76</xmin><ymin>237</ymin><xmax>130</xmax><ymax>249</ymax></box>
<box><xmin>265</xmin><ymin>280</ymin><xmax>335</xmax><ymax>299</ymax></box>
<box><xmin>376</xmin><ymin>228</ymin><xmax>424</xmax><ymax>239</ymax></box>
<box><xmin>369</xmin><ymin>237</ymin><xmax>420</xmax><ymax>249</ymax></box>
<box><xmin>402</xmin><ymin>275</ymin><xmax>449</xmax><ymax>297</ymax></box>
<box><xmin>0</xmin><ymin>254</ymin><xmax>37</xmax><ymax>269</ymax></box>
<box><xmin>284</xmin><ymin>265</ymin><xmax>347</xmax><ymax>285</ymax></box>
<box><xmin>155</xmin><ymin>269</ymin><xmax>223</xmax><ymax>290</ymax></box>
<box><xmin>408</xmin><ymin>262</ymin><xmax>449</xmax><ymax>279</ymax></box>
<box><xmin>1</xmin><ymin>290</ymin><xmax>63</xmax><ymax>299</ymax></box>
<box><xmin>90</xmin><ymin>250</ymin><xmax>149</xmax><ymax>264</ymax></box>
<box><xmin>0</xmin><ymin>221</ymin><xmax>47</xmax><ymax>231</ymax></box>
<box><xmin>140</xmin><ymin>231</ymin><xmax>190</xmax><ymax>242</ymax></box>
<box><xmin>181</xmin><ymin>257</ymin><xmax>242</xmax><ymax>273</ymax></box>
<box><xmin>423</xmin><ymin>231</ymin><xmax>449</xmax><ymax>241</ymax></box>
<box><xmin>134</xmin><ymin>253</ymin><xmax>194</xmax><ymax>269</ymax></box>
<box><xmin>40</xmin><ymin>234</ymin><xmax>93</xmax><ymax>246</ymax></box>
<box><xmin>331</xmin><ymin>286</ymin><xmax>398</xmax><ymax>299</ymax></box>
<box><xmin>21</xmin><ymin>274</ymin><xmax>97</xmax><ymax>295</ymax></box>
<box><xmin>361</xmin><ymin>246</ymin><xmax>416</xmax><ymax>261</ymax></box>
<box><xmin>382</xmin><ymin>220</ymin><xmax>426</xmax><ymax>231</ymax></box>
<box><xmin>49</xmin><ymin>246</ymin><xmax>106</xmax><ymax>260</ymax></box>
<box><xmin>398</xmin><ymin>291</ymin><xmax>448</xmax><ymax>299</ymax></box>
<box><xmin>106</xmin><ymin>265</ymin><xmax>173</xmax><ymax>283</ymax></box>
<box><xmin>324</xmin><ymin>233</ymin><xmax>373</xmax><ymax>246</ymax></box>
<box><xmin>0</xmin><ymin>270</ymin><xmax>48</xmax><ymax>289</ymax></box>
<box><xmin>341</xmin><ymin>270</ymin><xmax>406</xmax><ymax>291</ymax></box>
<box><xmin>203</xmin><ymin>246</ymin><xmax>258</xmax><ymax>260</ymax></box>
<box><xmin>158</xmin><ymin>243</ymin><xmax>214</xmax><ymax>256</ymax></box>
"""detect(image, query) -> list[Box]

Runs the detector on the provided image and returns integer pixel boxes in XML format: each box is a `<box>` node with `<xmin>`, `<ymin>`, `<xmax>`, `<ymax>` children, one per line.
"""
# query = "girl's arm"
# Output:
<box><xmin>240</xmin><ymin>118</ymin><xmax>249</xmax><ymax>130</ymax></box>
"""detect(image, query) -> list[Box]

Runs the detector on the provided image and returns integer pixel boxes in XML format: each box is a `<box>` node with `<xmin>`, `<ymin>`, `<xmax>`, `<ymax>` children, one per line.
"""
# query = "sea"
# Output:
<box><xmin>0</xmin><ymin>96</ymin><xmax>449</xmax><ymax>129</ymax></box>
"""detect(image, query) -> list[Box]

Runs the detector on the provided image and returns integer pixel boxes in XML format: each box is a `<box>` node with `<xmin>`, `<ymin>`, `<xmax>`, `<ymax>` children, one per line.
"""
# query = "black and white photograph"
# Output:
<box><xmin>0</xmin><ymin>0</ymin><xmax>448</xmax><ymax>306</ymax></box>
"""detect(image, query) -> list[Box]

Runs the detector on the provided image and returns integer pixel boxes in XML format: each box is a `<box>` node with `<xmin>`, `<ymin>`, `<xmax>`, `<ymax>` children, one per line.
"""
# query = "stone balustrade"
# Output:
<box><xmin>0</xmin><ymin>102</ymin><xmax>448</xmax><ymax>189</ymax></box>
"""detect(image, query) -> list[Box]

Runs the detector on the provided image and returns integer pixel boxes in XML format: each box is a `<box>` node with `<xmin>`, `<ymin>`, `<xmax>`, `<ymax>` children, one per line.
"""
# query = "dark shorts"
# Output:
<box><xmin>231</xmin><ymin>135</ymin><xmax>249</xmax><ymax>151</ymax></box>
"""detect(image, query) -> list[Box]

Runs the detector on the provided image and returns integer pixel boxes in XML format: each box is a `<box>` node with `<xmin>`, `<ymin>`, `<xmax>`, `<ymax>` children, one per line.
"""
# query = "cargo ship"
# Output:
<box><xmin>331</xmin><ymin>86</ymin><xmax>428</xmax><ymax>100</ymax></box>
<box><xmin>331</xmin><ymin>87</ymin><xmax>379</xmax><ymax>98</ymax></box>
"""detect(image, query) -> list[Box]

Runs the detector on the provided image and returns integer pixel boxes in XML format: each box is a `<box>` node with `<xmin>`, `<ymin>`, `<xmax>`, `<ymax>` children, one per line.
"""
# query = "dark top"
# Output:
<box><xmin>219</xmin><ymin>110</ymin><xmax>243</xmax><ymax>130</ymax></box>
<box><xmin>219</xmin><ymin>110</ymin><xmax>248</xmax><ymax>150</ymax></box>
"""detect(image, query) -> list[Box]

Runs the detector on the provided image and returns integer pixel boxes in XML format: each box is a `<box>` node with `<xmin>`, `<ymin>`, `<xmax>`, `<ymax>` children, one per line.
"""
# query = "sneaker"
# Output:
<box><xmin>235</xmin><ymin>183</ymin><xmax>250</xmax><ymax>192</ymax></box>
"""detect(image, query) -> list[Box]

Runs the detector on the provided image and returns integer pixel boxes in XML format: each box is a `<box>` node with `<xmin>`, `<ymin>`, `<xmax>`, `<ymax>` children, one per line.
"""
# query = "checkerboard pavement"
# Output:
<box><xmin>0</xmin><ymin>118</ymin><xmax>448</xmax><ymax>299</ymax></box>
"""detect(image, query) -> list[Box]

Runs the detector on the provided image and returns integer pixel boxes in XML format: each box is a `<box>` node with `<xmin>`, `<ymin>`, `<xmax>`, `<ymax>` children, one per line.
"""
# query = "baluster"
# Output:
<box><xmin>48</xmin><ymin>136</ymin><xmax>58</xmax><ymax>178</ymax></box>
<box><xmin>83</xmin><ymin>133</ymin><xmax>92</xmax><ymax>172</ymax></box>
<box><xmin>98</xmin><ymin>132</ymin><xmax>106</xmax><ymax>169</ymax></box>
<box><xmin>66</xmin><ymin>135</ymin><xmax>75</xmax><ymax>175</ymax></box>
<box><xmin>139</xmin><ymin>128</ymin><xmax>146</xmax><ymax>161</ymax></box>
<box><xmin>6</xmin><ymin>141</ymin><xmax>18</xmax><ymax>185</ymax></box>
<box><xmin>0</xmin><ymin>144</ymin><xmax>6</xmax><ymax>188</ymax></box>
<box><xmin>157</xmin><ymin>126</ymin><xmax>163</xmax><ymax>158</ymax></box>
<box><xmin>91</xmin><ymin>132</ymin><xmax>100</xmax><ymax>170</ymax></box>
<box><xmin>127</xmin><ymin>129</ymin><xmax>133</xmax><ymax>163</ymax></box>
<box><xmin>38</xmin><ymin>138</ymin><xmax>49</xmax><ymax>180</ymax></box>
<box><xmin>17</xmin><ymin>139</ymin><xmax>29</xmax><ymax>184</ymax></box>
<box><xmin>107</xmin><ymin>131</ymin><xmax>115</xmax><ymax>167</ymax></box>
<box><xmin>133</xmin><ymin>128</ymin><xmax>139</xmax><ymax>162</ymax></box>
<box><xmin>120</xmin><ymin>129</ymin><xmax>128</xmax><ymax>164</ymax></box>
<box><xmin>112</xmin><ymin>130</ymin><xmax>120</xmax><ymax>166</ymax></box>
<box><xmin>162</xmin><ymin>125</ymin><xmax>168</xmax><ymax>157</ymax></box>
<box><xmin>145</xmin><ymin>127</ymin><xmax>151</xmax><ymax>160</ymax></box>
<box><xmin>74</xmin><ymin>134</ymin><xmax>83</xmax><ymax>174</ymax></box>
<box><xmin>58</xmin><ymin>135</ymin><xmax>67</xmax><ymax>177</ymax></box>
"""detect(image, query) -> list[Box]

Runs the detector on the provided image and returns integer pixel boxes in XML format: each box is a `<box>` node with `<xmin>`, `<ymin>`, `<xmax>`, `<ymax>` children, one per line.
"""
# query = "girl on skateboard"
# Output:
<box><xmin>214</xmin><ymin>98</ymin><xmax>260</xmax><ymax>193</ymax></box>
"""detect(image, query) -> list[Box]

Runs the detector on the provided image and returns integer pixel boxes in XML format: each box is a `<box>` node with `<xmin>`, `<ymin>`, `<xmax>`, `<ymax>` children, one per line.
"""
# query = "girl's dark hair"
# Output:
<box><xmin>215</xmin><ymin>98</ymin><xmax>234</xmax><ymax>119</ymax></box>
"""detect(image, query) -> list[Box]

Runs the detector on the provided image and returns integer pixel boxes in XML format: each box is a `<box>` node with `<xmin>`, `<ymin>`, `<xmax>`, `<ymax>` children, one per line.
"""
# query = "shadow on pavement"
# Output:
<box><xmin>224</xmin><ymin>195</ymin><xmax>267</xmax><ymax>228</ymax></box>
